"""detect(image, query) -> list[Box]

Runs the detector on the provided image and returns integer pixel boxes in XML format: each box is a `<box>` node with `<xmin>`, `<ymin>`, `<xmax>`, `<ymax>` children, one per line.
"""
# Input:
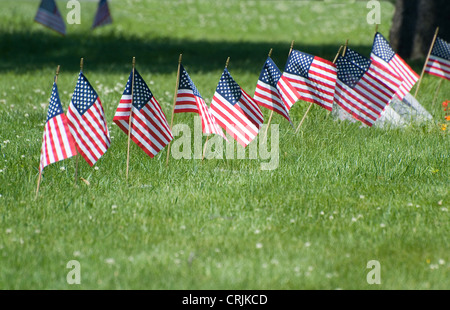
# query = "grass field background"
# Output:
<box><xmin>0</xmin><ymin>0</ymin><xmax>449</xmax><ymax>290</ymax></box>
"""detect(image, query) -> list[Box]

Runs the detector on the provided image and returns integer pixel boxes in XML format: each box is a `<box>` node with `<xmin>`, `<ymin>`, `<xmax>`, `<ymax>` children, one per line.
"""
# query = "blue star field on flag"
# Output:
<box><xmin>217</xmin><ymin>69</ymin><xmax>241</xmax><ymax>106</ymax></box>
<box><xmin>344</xmin><ymin>48</ymin><xmax>371</xmax><ymax>72</ymax></box>
<box><xmin>432</xmin><ymin>37</ymin><xmax>450</xmax><ymax>61</ymax></box>
<box><xmin>46</xmin><ymin>83</ymin><xmax>64</xmax><ymax>121</ymax></box>
<box><xmin>372</xmin><ymin>33</ymin><xmax>396</xmax><ymax>63</ymax></box>
<box><xmin>71</xmin><ymin>72</ymin><xmax>98</xmax><ymax>115</ymax></box>
<box><xmin>259</xmin><ymin>57</ymin><xmax>282</xmax><ymax>88</ymax></box>
<box><xmin>285</xmin><ymin>50</ymin><xmax>314</xmax><ymax>78</ymax></box>
<box><xmin>178</xmin><ymin>64</ymin><xmax>203</xmax><ymax>99</ymax></box>
<box><xmin>123</xmin><ymin>69</ymin><xmax>153</xmax><ymax>110</ymax></box>
<box><xmin>336</xmin><ymin>56</ymin><xmax>366</xmax><ymax>89</ymax></box>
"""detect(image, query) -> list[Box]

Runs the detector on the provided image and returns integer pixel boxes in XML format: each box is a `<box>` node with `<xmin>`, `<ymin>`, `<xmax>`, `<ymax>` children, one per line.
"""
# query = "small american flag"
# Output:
<box><xmin>34</xmin><ymin>0</ymin><xmax>66</xmax><ymax>35</ymax></box>
<box><xmin>282</xmin><ymin>50</ymin><xmax>337</xmax><ymax>111</ymax></box>
<box><xmin>92</xmin><ymin>0</ymin><xmax>112</xmax><ymax>29</ymax></box>
<box><xmin>211</xmin><ymin>68</ymin><xmax>264</xmax><ymax>147</ymax></box>
<box><xmin>254</xmin><ymin>56</ymin><xmax>297</xmax><ymax>123</ymax></box>
<box><xmin>67</xmin><ymin>72</ymin><xmax>111</xmax><ymax>166</ymax></box>
<box><xmin>334</xmin><ymin>48</ymin><xmax>402</xmax><ymax>127</ymax></box>
<box><xmin>425</xmin><ymin>37</ymin><xmax>450</xmax><ymax>80</ymax></box>
<box><xmin>113</xmin><ymin>69</ymin><xmax>173</xmax><ymax>158</ymax></box>
<box><xmin>175</xmin><ymin>64</ymin><xmax>226</xmax><ymax>139</ymax></box>
<box><xmin>371</xmin><ymin>32</ymin><xmax>419</xmax><ymax>99</ymax></box>
<box><xmin>39</xmin><ymin>82</ymin><xmax>77</xmax><ymax>172</ymax></box>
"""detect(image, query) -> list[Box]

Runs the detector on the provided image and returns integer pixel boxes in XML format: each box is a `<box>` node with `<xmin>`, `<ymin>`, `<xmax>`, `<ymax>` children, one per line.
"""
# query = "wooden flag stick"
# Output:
<box><xmin>415</xmin><ymin>27</ymin><xmax>439</xmax><ymax>98</ymax></box>
<box><xmin>36</xmin><ymin>65</ymin><xmax>61</xmax><ymax>199</ymax></box>
<box><xmin>431</xmin><ymin>79</ymin><xmax>444</xmax><ymax>107</ymax></box>
<box><xmin>295</xmin><ymin>45</ymin><xmax>343</xmax><ymax>134</ymax></box>
<box><xmin>264</xmin><ymin>48</ymin><xmax>275</xmax><ymax>137</ymax></box>
<box><xmin>343</xmin><ymin>39</ymin><xmax>349</xmax><ymax>57</ymax></box>
<box><xmin>126</xmin><ymin>57</ymin><xmax>136</xmax><ymax>180</ymax></box>
<box><xmin>289</xmin><ymin>40</ymin><xmax>295</xmax><ymax>55</ymax></box>
<box><xmin>202</xmin><ymin>135</ymin><xmax>209</xmax><ymax>161</ymax></box>
<box><xmin>202</xmin><ymin>57</ymin><xmax>230</xmax><ymax>160</ymax></box>
<box><xmin>333</xmin><ymin>45</ymin><xmax>344</xmax><ymax>64</ymax></box>
<box><xmin>265</xmin><ymin>42</ymin><xmax>294</xmax><ymax>136</ymax></box>
<box><xmin>166</xmin><ymin>54</ymin><xmax>183</xmax><ymax>167</ymax></box>
<box><xmin>225</xmin><ymin>56</ymin><xmax>230</xmax><ymax>69</ymax></box>
<box><xmin>74</xmin><ymin>58</ymin><xmax>84</xmax><ymax>185</ymax></box>
<box><xmin>202</xmin><ymin>57</ymin><xmax>230</xmax><ymax>159</ymax></box>
<box><xmin>294</xmin><ymin>102</ymin><xmax>314</xmax><ymax>133</ymax></box>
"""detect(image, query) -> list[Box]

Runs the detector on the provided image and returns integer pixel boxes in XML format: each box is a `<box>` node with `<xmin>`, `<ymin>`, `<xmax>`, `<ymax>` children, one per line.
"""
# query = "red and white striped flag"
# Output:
<box><xmin>425</xmin><ymin>37</ymin><xmax>450</xmax><ymax>80</ymax></box>
<box><xmin>34</xmin><ymin>0</ymin><xmax>66</xmax><ymax>35</ymax></box>
<box><xmin>334</xmin><ymin>48</ymin><xmax>402</xmax><ymax>127</ymax></box>
<box><xmin>39</xmin><ymin>83</ymin><xmax>77</xmax><ymax>172</ymax></box>
<box><xmin>92</xmin><ymin>0</ymin><xmax>112</xmax><ymax>29</ymax></box>
<box><xmin>254</xmin><ymin>56</ymin><xmax>297</xmax><ymax>123</ymax></box>
<box><xmin>282</xmin><ymin>50</ymin><xmax>337</xmax><ymax>111</ymax></box>
<box><xmin>113</xmin><ymin>69</ymin><xmax>173</xmax><ymax>158</ymax></box>
<box><xmin>175</xmin><ymin>64</ymin><xmax>226</xmax><ymax>139</ymax></box>
<box><xmin>370</xmin><ymin>32</ymin><xmax>419</xmax><ymax>99</ymax></box>
<box><xmin>211</xmin><ymin>68</ymin><xmax>264</xmax><ymax>147</ymax></box>
<box><xmin>67</xmin><ymin>72</ymin><xmax>111</xmax><ymax>166</ymax></box>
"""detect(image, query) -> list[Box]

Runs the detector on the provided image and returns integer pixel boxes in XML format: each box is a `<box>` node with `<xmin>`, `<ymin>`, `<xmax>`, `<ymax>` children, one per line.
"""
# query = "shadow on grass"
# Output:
<box><xmin>0</xmin><ymin>30</ymin><xmax>397</xmax><ymax>74</ymax></box>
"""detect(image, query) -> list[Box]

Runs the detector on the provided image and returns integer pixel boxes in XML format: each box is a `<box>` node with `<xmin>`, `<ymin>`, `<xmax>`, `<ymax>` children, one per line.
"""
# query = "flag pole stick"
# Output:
<box><xmin>295</xmin><ymin>45</ymin><xmax>343</xmax><ymax>134</ymax></box>
<box><xmin>343</xmin><ymin>39</ymin><xmax>349</xmax><ymax>57</ymax></box>
<box><xmin>263</xmin><ymin>48</ymin><xmax>274</xmax><ymax>138</ymax></box>
<box><xmin>266</xmin><ymin>41</ymin><xmax>294</xmax><ymax>135</ymax></box>
<box><xmin>414</xmin><ymin>27</ymin><xmax>439</xmax><ymax>98</ymax></box>
<box><xmin>295</xmin><ymin>43</ymin><xmax>341</xmax><ymax>134</ymax></box>
<box><xmin>36</xmin><ymin>65</ymin><xmax>61</xmax><ymax>199</ymax></box>
<box><xmin>334</xmin><ymin>45</ymin><xmax>344</xmax><ymax>63</ymax></box>
<box><xmin>166</xmin><ymin>54</ymin><xmax>183</xmax><ymax>167</ymax></box>
<box><xmin>74</xmin><ymin>58</ymin><xmax>83</xmax><ymax>185</ymax></box>
<box><xmin>295</xmin><ymin>102</ymin><xmax>313</xmax><ymax>133</ymax></box>
<box><xmin>126</xmin><ymin>57</ymin><xmax>136</xmax><ymax>180</ymax></box>
<box><xmin>203</xmin><ymin>56</ymin><xmax>230</xmax><ymax>161</ymax></box>
<box><xmin>291</xmin><ymin>37</ymin><xmax>316</xmax><ymax>133</ymax></box>
<box><xmin>431</xmin><ymin>79</ymin><xmax>444</xmax><ymax>107</ymax></box>
<box><xmin>202</xmin><ymin>136</ymin><xmax>209</xmax><ymax>161</ymax></box>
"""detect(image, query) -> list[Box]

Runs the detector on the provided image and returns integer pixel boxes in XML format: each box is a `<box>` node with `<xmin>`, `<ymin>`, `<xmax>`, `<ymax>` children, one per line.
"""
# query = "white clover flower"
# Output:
<box><xmin>256</xmin><ymin>243</ymin><xmax>263</xmax><ymax>249</ymax></box>
<box><xmin>105</xmin><ymin>258</ymin><xmax>115</xmax><ymax>265</ymax></box>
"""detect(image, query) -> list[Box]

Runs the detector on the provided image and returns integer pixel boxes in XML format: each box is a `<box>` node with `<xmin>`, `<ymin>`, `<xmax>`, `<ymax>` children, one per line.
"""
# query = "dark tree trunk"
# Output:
<box><xmin>389</xmin><ymin>0</ymin><xmax>450</xmax><ymax>60</ymax></box>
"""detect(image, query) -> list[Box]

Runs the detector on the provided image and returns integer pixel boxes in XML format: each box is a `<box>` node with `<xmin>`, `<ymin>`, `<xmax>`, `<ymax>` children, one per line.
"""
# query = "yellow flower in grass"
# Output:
<box><xmin>441</xmin><ymin>124</ymin><xmax>447</xmax><ymax>131</ymax></box>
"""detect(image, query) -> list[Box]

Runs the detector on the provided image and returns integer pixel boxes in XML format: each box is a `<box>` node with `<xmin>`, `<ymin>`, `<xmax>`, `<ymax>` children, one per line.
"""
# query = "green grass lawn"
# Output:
<box><xmin>0</xmin><ymin>0</ymin><xmax>448</xmax><ymax>290</ymax></box>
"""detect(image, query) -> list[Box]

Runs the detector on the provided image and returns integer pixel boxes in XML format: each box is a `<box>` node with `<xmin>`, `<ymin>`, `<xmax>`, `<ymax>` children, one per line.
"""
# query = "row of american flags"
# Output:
<box><xmin>39</xmin><ymin>31</ymin><xmax>450</xmax><ymax>175</ymax></box>
<box><xmin>34</xmin><ymin>0</ymin><xmax>112</xmax><ymax>35</ymax></box>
